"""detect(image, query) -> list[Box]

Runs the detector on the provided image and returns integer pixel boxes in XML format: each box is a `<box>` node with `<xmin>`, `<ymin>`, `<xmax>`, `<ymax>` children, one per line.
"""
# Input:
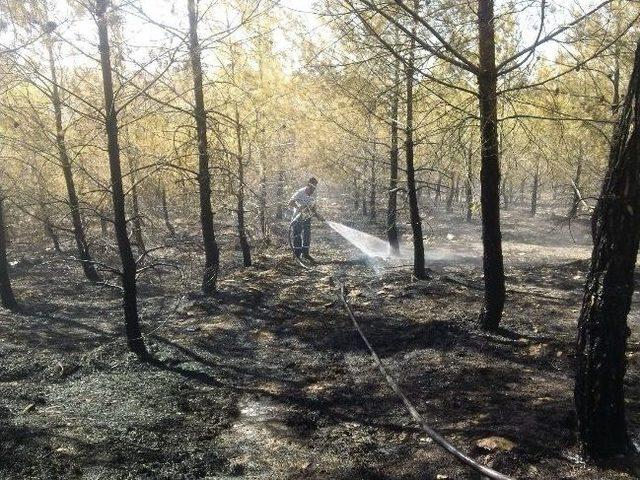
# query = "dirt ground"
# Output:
<box><xmin>1</xmin><ymin>202</ymin><xmax>639</xmax><ymax>479</ymax></box>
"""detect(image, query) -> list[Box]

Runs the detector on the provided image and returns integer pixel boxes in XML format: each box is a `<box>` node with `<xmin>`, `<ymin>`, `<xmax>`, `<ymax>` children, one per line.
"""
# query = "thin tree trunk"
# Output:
<box><xmin>275</xmin><ymin>168</ymin><xmax>285</xmax><ymax>220</ymax></box>
<box><xmin>188</xmin><ymin>0</ymin><xmax>220</xmax><ymax>294</ymax></box>
<box><xmin>435</xmin><ymin>173</ymin><xmax>442</xmax><ymax>205</ymax></box>
<box><xmin>354</xmin><ymin>178</ymin><xmax>360</xmax><ymax>211</ymax></box>
<box><xmin>466</xmin><ymin>152</ymin><xmax>473</xmax><ymax>223</ymax></box>
<box><xmin>46</xmin><ymin>38</ymin><xmax>100</xmax><ymax>281</ymax></box>
<box><xmin>575</xmin><ymin>39</ymin><xmax>640</xmax><ymax>459</ymax></box>
<box><xmin>127</xmin><ymin>156</ymin><xmax>146</xmax><ymax>254</ymax></box>
<box><xmin>100</xmin><ymin>208</ymin><xmax>109</xmax><ymax>237</ymax></box>
<box><xmin>387</xmin><ymin>62</ymin><xmax>400</xmax><ymax>254</ymax></box>
<box><xmin>0</xmin><ymin>195</ymin><xmax>17</xmax><ymax>310</ymax></box>
<box><xmin>446</xmin><ymin>173</ymin><xmax>455</xmax><ymax>212</ymax></box>
<box><xmin>96</xmin><ymin>0</ymin><xmax>146</xmax><ymax>357</ymax></box>
<box><xmin>258</xmin><ymin>162</ymin><xmax>268</xmax><ymax>239</ymax></box>
<box><xmin>362</xmin><ymin>169</ymin><xmax>368</xmax><ymax>217</ymax></box>
<box><xmin>160</xmin><ymin>186</ymin><xmax>175</xmax><ymax>236</ymax></box>
<box><xmin>501</xmin><ymin>175</ymin><xmax>509</xmax><ymax>210</ymax></box>
<box><xmin>531</xmin><ymin>163</ymin><xmax>539</xmax><ymax>217</ymax></box>
<box><xmin>405</xmin><ymin>5</ymin><xmax>425</xmax><ymax>279</ymax></box>
<box><xmin>477</xmin><ymin>0</ymin><xmax>505</xmax><ymax>330</ymax></box>
<box><xmin>568</xmin><ymin>154</ymin><xmax>583</xmax><ymax>219</ymax></box>
<box><xmin>234</xmin><ymin>107</ymin><xmax>251</xmax><ymax>267</ymax></box>
<box><xmin>369</xmin><ymin>150</ymin><xmax>377</xmax><ymax>221</ymax></box>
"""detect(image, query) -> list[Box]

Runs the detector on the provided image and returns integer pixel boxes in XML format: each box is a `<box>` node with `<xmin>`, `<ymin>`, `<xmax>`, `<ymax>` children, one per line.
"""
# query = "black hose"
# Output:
<box><xmin>337</xmin><ymin>281</ymin><xmax>515</xmax><ymax>480</ymax></box>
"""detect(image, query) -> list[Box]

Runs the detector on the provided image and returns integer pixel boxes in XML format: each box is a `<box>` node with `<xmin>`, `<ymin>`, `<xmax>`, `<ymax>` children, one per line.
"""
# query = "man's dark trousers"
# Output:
<box><xmin>292</xmin><ymin>218</ymin><xmax>311</xmax><ymax>257</ymax></box>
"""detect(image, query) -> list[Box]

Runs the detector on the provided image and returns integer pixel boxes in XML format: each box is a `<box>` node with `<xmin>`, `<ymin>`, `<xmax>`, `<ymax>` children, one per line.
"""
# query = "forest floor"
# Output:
<box><xmin>1</xmin><ymin>203</ymin><xmax>639</xmax><ymax>480</ymax></box>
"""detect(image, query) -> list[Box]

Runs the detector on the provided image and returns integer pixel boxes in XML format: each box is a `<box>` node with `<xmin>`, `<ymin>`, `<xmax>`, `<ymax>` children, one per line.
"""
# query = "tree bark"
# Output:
<box><xmin>159</xmin><ymin>185</ymin><xmax>175</xmax><ymax>236</ymax></box>
<box><xmin>127</xmin><ymin>155</ymin><xmax>146</xmax><ymax>255</ymax></box>
<box><xmin>531</xmin><ymin>163</ymin><xmax>539</xmax><ymax>216</ymax></box>
<box><xmin>96</xmin><ymin>0</ymin><xmax>146</xmax><ymax>357</ymax></box>
<box><xmin>568</xmin><ymin>154</ymin><xmax>583</xmax><ymax>219</ymax></box>
<box><xmin>234</xmin><ymin>107</ymin><xmax>252</xmax><ymax>267</ymax></box>
<box><xmin>275</xmin><ymin>169</ymin><xmax>285</xmax><ymax>220</ymax></box>
<box><xmin>0</xmin><ymin>195</ymin><xmax>17</xmax><ymax>310</ymax></box>
<box><xmin>46</xmin><ymin>38</ymin><xmax>100</xmax><ymax>281</ymax></box>
<box><xmin>446</xmin><ymin>173</ymin><xmax>455</xmax><ymax>212</ymax></box>
<box><xmin>466</xmin><ymin>152</ymin><xmax>473</xmax><ymax>223</ymax></box>
<box><xmin>187</xmin><ymin>0</ymin><xmax>220</xmax><ymax>294</ymax></box>
<box><xmin>574</xmin><ymin>39</ymin><xmax>640</xmax><ymax>460</ymax></box>
<box><xmin>405</xmin><ymin>7</ymin><xmax>425</xmax><ymax>279</ymax></box>
<box><xmin>387</xmin><ymin>63</ymin><xmax>400</xmax><ymax>254</ymax></box>
<box><xmin>477</xmin><ymin>0</ymin><xmax>505</xmax><ymax>330</ymax></box>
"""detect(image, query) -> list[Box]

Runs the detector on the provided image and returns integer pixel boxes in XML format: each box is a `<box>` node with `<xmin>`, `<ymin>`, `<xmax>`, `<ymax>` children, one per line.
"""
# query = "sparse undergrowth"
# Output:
<box><xmin>0</xmin><ymin>207</ymin><xmax>638</xmax><ymax>479</ymax></box>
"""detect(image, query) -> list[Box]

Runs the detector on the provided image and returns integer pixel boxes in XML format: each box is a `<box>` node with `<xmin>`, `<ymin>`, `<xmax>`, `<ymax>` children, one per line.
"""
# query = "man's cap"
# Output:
<box><xmin>308</xmin><ymin>177</ymin><xmax>318</xmax><ymax>185</ymax></box>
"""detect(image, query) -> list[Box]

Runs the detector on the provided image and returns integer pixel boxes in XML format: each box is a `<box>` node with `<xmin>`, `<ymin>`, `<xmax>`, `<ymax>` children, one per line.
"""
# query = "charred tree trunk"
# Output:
<box><xmin>160</xmin><ymin>186</ymin><xmax>175</xmax><ymax>236</ymax></box>
<box><xmin>100</xmin><ymin>208</ymin><xmax>109</xmax><ymax>237</ymax></box>
<box><xmin>47</xmin><ymin>38</ymin><xmax>100</xmax><ymax>281</ymax></box>
<box><xmin>258</xmin><ymin>163</ymin><xmax>268</xmax><ymax>239</ymax></box>
<box><xmin>275</xmin><ymin>169</ymin><xmax>285</xmax><ymax>220</ymax></box>
<box><xmin>354</xmin><ymin>178</ymin><xmax>360</xmax><ymax>211</ymax></box>
<box><xmin>234</xmin><ymin>107</ymin><xmax>251</xmax><ymax>267</ymax></box>
<box><xmin>369</xmin><ymin>152</ymin><xmax>377</xmax><ymax>221</ymax></box>
<box><xmin>362</xmin><ymin>170</ymin><xmax>368</xmax><ymax>217</ymax></box>
<box><xmin>387</xmin><ymin>64</ymin><xmax>400</xmax><ymax>254</ymax></box>
<box><xmin>466</xmin><ymin>153</ymin><xmax>473</xmax><ymax>223</ymax></box>
<box><xmin>0</xmin><ymin>196</ymin><xmax>17</xmax><ymax>310</ymax></box>
<box><xmin>575</xmin><ymin>40</ymin><xmax>640</xmax><ymax>459</ymax></box>
<box><xmin>501</xmin><ymin>176</ymin><xmax>509</xmax><ymax>210</ymax></box>
<box><xmin>446</xmin><ymin>173</ymin><xmax>455</xmax><ymax>212</ymax></box>
<box><xmin>435</xmin><ymin>173</ymin><xmax>443</xmax><ymax>205</ymax></box>
<box><xmin>405</xmin><ymin>12</ymin><xmax>425</xmax><ymax>279</ymax></box>
<box><xmin>127</xmin><ymin>156</ymin><xmax>146</xmax><ymax>255</ymax></box>
<box><xmin>96</xmin><ymin>0</ymin><xmax>146</xmax><ymax>357</ymax></box>
<box><xmin>531</xmin><ymin>163</ymin><xmax>539</xmax><ymax>217</ymax></box>
<box><xmin>188</xmin><ymin>0</ymin><xmax>220</xmax><ymax>294</ymax></box>
<box><xmin>568</xmin><ymin>154</ymin><xmax>583</xmax><ymax>219</ymax></box>
<box><xmin>477</xmin><ymin>0</ymin><xmax>505</xmax><ymax>330</ymax></box>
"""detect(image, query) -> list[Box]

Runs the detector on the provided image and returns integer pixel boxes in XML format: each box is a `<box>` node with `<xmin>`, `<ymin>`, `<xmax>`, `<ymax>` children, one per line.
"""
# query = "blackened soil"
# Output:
<box><xmin>1</xmin><ymin>206</ymin><xmax>639</xmax><ymax>479</ymax></box>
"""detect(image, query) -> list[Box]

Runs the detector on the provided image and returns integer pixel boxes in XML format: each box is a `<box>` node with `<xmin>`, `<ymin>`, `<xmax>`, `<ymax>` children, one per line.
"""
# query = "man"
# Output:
<box><xmin>288</xmin><ymin>177</ymin><xmax>324</xmax><ymax>262</ymax></box>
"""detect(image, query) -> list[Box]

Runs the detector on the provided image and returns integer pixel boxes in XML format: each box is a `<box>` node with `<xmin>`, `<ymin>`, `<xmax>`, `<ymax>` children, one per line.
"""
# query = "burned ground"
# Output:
<box><xmin>0</xmin><ymin>206</ymin><xmax>639</xmax><ymax>479</ymax></box>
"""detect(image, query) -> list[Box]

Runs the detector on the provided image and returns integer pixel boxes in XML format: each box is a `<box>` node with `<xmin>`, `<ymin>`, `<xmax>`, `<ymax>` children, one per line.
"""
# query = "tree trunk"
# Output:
<box><xmin>568</xmin><ymin>154</ymin><xmax>583</xmax><ymax>219</ymax></box>
<box><xmin>477</xmin><ymin>0</ymin><xmax>505</xmax><ymax>330</ymax></box>
<box><xmin>466</xmin><ymin>152</ymin><xmax>473</xmax><ymax>223</ymax></box>
<box><xmin>234</xmin><ymin>107</ymin><xmax>251</xmax><ymax>267</ymax></box>
<box><xmin>47</xmin><ymin>38</ymin><xmax>100</xmax><ymax>281</ymax></box>
<box><xmin>258</xmin><ymin>162</ymin><xmax>268</xmax><ymax>239</ymax></box>
<box><xmin>96</xmin><ymin>0</ymin><xmax>146</xmax><ymax>357</ymax></box>
<box><xmin>405</xmin><ymin>8</ymin><xmax>425</xmax><ymax>279</ymax></box>
<box><xmin>501</xmin><ymin>175</ymin><xmax>509</xmax><ymax>210</ymax></box>
<box><xmin>275</xmin><ymin>168</ymin><xmax>285</xmax><ymax>220</ymax></box>
<box><xmin>127</xmin><ymin>156</ymin><xmax>146</xmax><ymax>255</ymax></box>
<box><xmin>446</xmin><ymin>173</ymin><xmax>455</xmax><ymax>212</ymax></box>
<box><xmin>354</xmin><ymin>178</ymin><xmax>360</xmax><ymax>211</ymax></box>
<box><xmin>369</xmin><ymin>149</ymin><xmax>377</xmax><ymax>221</ymax></box>
<box><xmin>0</xmin><ymin>195</ymin><xmax>17</xmax><ymax>310</ymax></box>
<box><xmin>100</xmin><ymin>208</ymin><xmax>109</xmax><ymax>237</ymax></box>
<box><xmin>362</xmin><ymin>170</ymin><xmax>368</xmax><ymax>217</ymax></box>
<box><xmin>387</xmin><ymin>63</ymin><xmax>400</xmax><ymax>254</ymax></box>
<box><xmin>188</xmin><ymin>0</ymin><xmax>220</xmax><ymax>294</ymax></box>
<box><xmin>435</xmin><ymin>173</ymin><xmax>442</xmax><ymax>205</ymax></box>
<box><xmin>519</xmin><ymin>177</ymin><xmax>526</xmax><ymax>205</ymax></box>
<box><xmin>160</xmin><ymin>185</ymin><xmax>175</xmax><ymax>236</ymax></box>
<box><xmin>575</xmin><ymin>40</ymin><xmax>640</xmax><ymax>459</ymax></box>
<box><xmin>531</xmin><ymin>163</ymin><xmax>539</xmax><ymax>216</ymax></box>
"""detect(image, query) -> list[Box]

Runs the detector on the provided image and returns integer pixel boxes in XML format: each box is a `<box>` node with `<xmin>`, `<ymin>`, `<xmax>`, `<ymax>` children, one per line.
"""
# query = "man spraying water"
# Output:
<box><xmin>288</xmin><ymin>177</ymin><xmax>324</xmax><ymax>263</ymax></box>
